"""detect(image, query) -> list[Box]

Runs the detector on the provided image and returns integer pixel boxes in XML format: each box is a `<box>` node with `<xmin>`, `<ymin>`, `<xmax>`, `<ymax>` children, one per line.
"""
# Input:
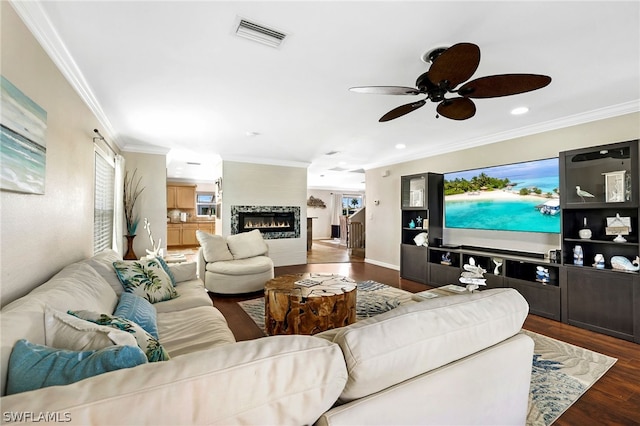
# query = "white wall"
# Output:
<box><xmin>221</xmin><ymin>161</ymin><xmax>307</xmax><ymax>266</ymax></box>
<box><xmin>306</xmin><ymin>189</ymin><xmax>333</xmax><ymax>239</ymax></box>
<box><xmin>365</xmin><ymin>112</ymin><xmax>640</xmax><ymax>270</ymax></box>
<box><xmin>0</xmin><ymin>5</ymin><xmax>115</xmax><ymax>306</ymax></box>
<box><xmin>122</xmin><ymin>152</ymin><xmax>168</xmax><ymax>258</ymax></box>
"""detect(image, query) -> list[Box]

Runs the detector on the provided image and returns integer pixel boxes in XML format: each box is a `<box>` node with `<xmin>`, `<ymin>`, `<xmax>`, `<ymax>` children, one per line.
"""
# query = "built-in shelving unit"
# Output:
<box><xmin>400</xmin><ymin>173</ymin><xmax>443</xmax><ymax>283</ymax></box>
<box><xmin>398</xmin><ymin>140</ymin><xmax>639</xmax><ymax>342</ymax></box>
<box><xmin>559</xmin><ymin>139</ymin><xmax>639</xmax><ymax>342</ymax></box>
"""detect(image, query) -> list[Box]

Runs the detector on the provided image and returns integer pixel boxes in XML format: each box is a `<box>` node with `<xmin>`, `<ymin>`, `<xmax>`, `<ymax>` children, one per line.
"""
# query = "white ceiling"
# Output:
<box><xmin>14</xmin><ymin>1</ymin><xmax>640</xmax><ymax>191</ymax></box>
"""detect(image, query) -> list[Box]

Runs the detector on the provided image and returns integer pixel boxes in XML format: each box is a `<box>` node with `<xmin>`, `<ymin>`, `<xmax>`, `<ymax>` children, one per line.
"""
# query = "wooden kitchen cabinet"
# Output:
<box><xmin>166</xmin><ymin>222</ymin><xmax>216</xmax><ymax>247</ymax></box>
<box><xmin>167</xmin><ymin>224</ymin><xmax>182</xmax><ymax>247</ymax></box>
<box><xmin>181</xmin><ymin>223</ymin><xmax>199</xmax><ymax>246</ymax></box>
<box><xmin>167</xmin><ymin>185</ymin><xmax>196</xmax><ymax>209</ymax></box>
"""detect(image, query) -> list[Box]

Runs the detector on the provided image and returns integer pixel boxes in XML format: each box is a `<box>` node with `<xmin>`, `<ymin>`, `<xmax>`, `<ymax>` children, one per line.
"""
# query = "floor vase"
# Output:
<box><xmin>124</xmin><ymin>235</ymin><xmax>137</xmax><ymax>260</ymax></box>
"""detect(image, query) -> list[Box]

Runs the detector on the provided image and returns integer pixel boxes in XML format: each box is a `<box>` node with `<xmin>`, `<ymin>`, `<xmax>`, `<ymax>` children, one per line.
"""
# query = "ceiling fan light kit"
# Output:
<box><xmin>350</xmin><ymin>42</ymin><xmax>551</xmax><ymax>122</ymax></box>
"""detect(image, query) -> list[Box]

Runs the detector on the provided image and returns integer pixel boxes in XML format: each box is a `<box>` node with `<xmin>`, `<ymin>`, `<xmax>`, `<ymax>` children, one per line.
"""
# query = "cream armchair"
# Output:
<box><xmin>196</xmin><ymin>229</ymin><xmax>274</xmax><ymax>294</ymax></box>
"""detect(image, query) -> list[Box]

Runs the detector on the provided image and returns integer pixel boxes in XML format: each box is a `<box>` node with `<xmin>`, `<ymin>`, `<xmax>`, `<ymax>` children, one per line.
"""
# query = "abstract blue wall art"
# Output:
<box><xmin>1</xmin><ymin>76</ymin><xmax>47</xmax><ymax>194</ymax></box>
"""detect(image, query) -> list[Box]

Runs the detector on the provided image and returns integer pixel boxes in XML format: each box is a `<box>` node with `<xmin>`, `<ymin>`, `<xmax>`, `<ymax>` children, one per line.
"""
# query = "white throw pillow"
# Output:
<box><xmin>196</xmin><ymin>230</ymin><xmax>234</xmax><ymax>262</ymax></box>
<box><xmin>44</xmin><ymin>306</ymin><xmax>137</xmax><ymax>350</ymax></box>
<box><xmin>226</xmin><ymin>229</ymin><xmax>269</xmax><ymax>260</ymax></box>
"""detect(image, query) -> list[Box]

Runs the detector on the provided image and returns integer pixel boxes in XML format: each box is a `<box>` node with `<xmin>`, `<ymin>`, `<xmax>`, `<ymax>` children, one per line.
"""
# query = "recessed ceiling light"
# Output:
<box><xmin>511</xmin><ymin>107</ymin><xmax>529</xmax><ymax>115</ymax></box>
<box><xmin>395</xmin><ymin>143</ymin><xmax>406</xmax><ymax>149</ymax></box>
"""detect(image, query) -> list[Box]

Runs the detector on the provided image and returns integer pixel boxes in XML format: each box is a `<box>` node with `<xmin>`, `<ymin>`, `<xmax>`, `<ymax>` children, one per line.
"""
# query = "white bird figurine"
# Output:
<box><xmin>576</xmin><ymin>186</ymin><xmax>595</xmax><ymax>202</ymax></box>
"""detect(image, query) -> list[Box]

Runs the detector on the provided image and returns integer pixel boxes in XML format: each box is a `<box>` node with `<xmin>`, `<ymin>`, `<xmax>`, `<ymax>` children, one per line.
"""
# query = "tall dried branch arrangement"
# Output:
<box><xmin>124</xmin><ymin>169</ymin><xmax>145</xmax><ymax>235</ymax></box>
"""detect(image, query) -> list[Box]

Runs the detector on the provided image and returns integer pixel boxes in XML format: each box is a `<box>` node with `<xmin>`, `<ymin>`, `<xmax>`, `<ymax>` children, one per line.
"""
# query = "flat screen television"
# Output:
<box><xmin>444</xmin><ymin>158</ymin><xmax>560</xmax><ymax>234</ymax></box>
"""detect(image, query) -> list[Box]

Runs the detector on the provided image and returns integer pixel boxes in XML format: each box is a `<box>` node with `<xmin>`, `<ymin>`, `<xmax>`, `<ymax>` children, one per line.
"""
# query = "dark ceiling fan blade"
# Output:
<box><xmin>458</xmin><ymin>74</ymin><xmax>552</xmax><ymax>98</ymax></box>
<box><xmin>349</xmin><ymin>86</ymin><xmax>421</xmax><ymax>95</ymax></box>
<box><xmin>427</xmin><ymin>43</ymin><xmax>480</xmax><ymax>89</ymax></box>
<box><xmin>436</xmin><ymin>97</ymin><xmax>476</xmax><ymax>120</ymax></box>
<box><xmin>379</xmin><ymin>99</ymin><xmax>427</xmax><ymax>122</ymax></box>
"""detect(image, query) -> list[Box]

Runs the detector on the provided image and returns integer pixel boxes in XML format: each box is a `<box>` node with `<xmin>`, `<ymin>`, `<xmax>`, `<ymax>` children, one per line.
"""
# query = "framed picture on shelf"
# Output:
<box><xmin>410</xmin><ymin>189</ymin><xmax>423</xmax><ymax>207</ymax></box>
<box><xmin>602</xmin><ymin>170</ymin><xmax>626</xmax><ymax>203</ymax></box>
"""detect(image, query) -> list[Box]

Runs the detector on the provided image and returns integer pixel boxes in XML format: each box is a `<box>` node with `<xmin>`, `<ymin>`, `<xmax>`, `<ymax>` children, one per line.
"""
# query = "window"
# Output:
<box><xmin>94</xmin><ymin>150</ymin><xmax>115</xmax><ymax>253</ymax></box>
<box><xmin>196</xmin><ymin>192</ymin><xmax>216</xmax><ymax>216</ymax></box>
<box><xmin>342</xmin><ymin>195</ymin><xmax>363</xmax><ymax>216</ymax></box>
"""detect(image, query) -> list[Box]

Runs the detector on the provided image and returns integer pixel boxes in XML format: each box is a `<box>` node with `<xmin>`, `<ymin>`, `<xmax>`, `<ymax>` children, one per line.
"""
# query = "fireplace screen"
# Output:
<box><xmin>238</xmin><ymin>212</ymin><xmax>295</xmax><ymax>234</ymax></box>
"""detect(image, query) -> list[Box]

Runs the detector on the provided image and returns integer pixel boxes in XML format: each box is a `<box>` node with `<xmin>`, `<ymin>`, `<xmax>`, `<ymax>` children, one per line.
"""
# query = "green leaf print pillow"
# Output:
<box><xmin>113</xmin><ymin>258</ymin><xmax>179</xmax><ymax>303</ymax></box>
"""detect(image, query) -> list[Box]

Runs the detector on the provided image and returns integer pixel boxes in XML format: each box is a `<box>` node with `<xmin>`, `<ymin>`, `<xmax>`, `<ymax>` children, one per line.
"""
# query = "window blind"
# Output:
<box><xmin>94</xmin><ymin>150</ymin><xmax>115</xmax><ymax>254</ymax></box>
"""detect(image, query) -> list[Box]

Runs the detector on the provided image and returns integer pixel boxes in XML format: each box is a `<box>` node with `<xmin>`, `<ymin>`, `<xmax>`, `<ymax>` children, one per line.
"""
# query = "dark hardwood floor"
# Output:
<box><xmin>209</xmin><ymin>260</ymin><xmax>640</xmax><ymax>425</ymax></box>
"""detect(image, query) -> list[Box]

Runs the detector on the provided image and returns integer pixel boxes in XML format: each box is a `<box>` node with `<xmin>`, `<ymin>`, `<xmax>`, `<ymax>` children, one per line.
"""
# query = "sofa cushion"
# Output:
<box><xmin>44</xmin><ymin>307</ymin><xmax>137</xmax><ymax>350</ymax></box>
<box><xmin>113</xmin><ymin>258</ymin><xmax>179</xmax><ymax>303</ymax></box>
<box><xmin>205</xmin><ymin>256</ymin><xmax>273</xmax><ymax>276</ymax></box>
<box><xmin>196</xmin><ymin>230</ymin><xmax>233</xmax><ymax>262</ymax></box>
<box><xmin>315</xmin><ymin>288</ymin><xmax>529</xmax><ymax>402</ymax></box>
<box><xmin>6</xmin><ymin>340</ymin><xmax>147</xmax><ymax>395</ymax></box>
<box><xmin>156</xmin><ymin>306</ymin><xmax>235</xmax><ymax>357</ymax></box>
<box><xmin>226</xmin><ymin>229</ymin><xmax>269</xmax><ymax>260</ymax></box>
<box><xmin>153</xmin><ymin>280</ymin><xmax>213</xmax><ymax>314</ymax></box>
<box><xmin>87</xmin><ymin>249</ymin><xmax>126</xmax><ymax>296</ymax></box>
<box><xmin>30</xmin><ymin>262</ymin><xmax>119</xmax><ymax>315</ymax></box>
<box><xmin>168</xmin><ymin>261</ymin><xmax>197</xmax><ymax>283</ymax></box>
<box><xmin>68</xmin><ymin>310</ymin><xmax>170</xmax><ymax>362</ymax></box>
<box><xmin>114</xmin><ymin>293</ymin><xmax>159</xmax><ymax>339</ymax></box>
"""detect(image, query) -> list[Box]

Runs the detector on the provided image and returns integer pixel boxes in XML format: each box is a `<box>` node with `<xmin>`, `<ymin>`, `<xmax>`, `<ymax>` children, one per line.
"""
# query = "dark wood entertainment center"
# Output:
<box><xmin>400</xmin><ymin>139</ymin><xmax>639</xmax><ymax>343</ymax></box>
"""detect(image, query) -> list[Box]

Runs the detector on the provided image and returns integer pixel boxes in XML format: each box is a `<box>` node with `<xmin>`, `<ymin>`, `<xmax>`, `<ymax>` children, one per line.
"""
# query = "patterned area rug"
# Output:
<box><xmin>522</xmin><ymin>329</ymin><xmax>617</xmax><ymax>425</ymax></box>
<box><xmin>238</xmin><ymin>282</ymin><xmax>617</xmax><ymax>426</ymax></box>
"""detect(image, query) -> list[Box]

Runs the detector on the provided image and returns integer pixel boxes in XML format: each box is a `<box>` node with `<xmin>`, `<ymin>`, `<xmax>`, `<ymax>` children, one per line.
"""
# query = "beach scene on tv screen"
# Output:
<box><xmin>444</xmin><ymin>158</ymin><xmax>560</xmax><ymax>233</ymax></box>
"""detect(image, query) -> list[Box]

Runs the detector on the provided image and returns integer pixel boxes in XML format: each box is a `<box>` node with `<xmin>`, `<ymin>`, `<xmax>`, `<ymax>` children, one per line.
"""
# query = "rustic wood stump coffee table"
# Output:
<box><xmin>264</xmin><ymin>273</ymin><xmax>357</xmax><ymax>335</ymax></box>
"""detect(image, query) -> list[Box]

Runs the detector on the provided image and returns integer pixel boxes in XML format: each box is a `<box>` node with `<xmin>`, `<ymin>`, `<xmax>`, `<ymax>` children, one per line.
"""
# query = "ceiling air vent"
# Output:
<box><xmin>235</xmin><ymin>18</ymin><xmax>287</xmax><ymax>48</ymax></box>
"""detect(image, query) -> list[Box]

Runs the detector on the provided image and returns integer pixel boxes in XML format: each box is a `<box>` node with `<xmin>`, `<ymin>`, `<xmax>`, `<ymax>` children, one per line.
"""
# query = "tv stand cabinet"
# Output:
<box><xmin>427</xmin><ymin>246</ymin><xmax>564</xmax><ymax>321</ymax></box>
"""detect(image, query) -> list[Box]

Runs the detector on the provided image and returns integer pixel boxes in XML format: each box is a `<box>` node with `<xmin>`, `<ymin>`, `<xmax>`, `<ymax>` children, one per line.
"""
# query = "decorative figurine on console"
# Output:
<box><xmin>535</xmin><ymin>266</ymin><xmax>550</xmax><ymax>283</ymax></box>
<box><xmin>413</xmin><ymin>232</ymin><xmax>428</xmax><ymax>247</ymax></box>
<box><xmin>409</xmin><ymin>219</ymin><xmax>416</xmax><ymax>229</ymax></box>
<box><xmin>610</xmin><ymin>255</ymin><xmax>640</xmax><ymax>272</ymax></box>
<box><xmin>441</xmin><ymin>252</ymin><xmax>452</xmax><ymax>265</ymax></box>
<box><xmin>415</xmin><ymin>216</ymin><xmax>423</xmax><ymax>229</ymax></box>
<box><xmin>459</xmin><ymin>257</ymin><xmax>487</xmax><ymax>292</ymax></box>
<box><xmin>593</xmin><ymin>254</ymin><xmax>605</xmax><ymax>269</ymax></box>
<box><xmin>492</xmin><ymin>257</ymin><xmax>503</xmax><ymax>275</ymax></box>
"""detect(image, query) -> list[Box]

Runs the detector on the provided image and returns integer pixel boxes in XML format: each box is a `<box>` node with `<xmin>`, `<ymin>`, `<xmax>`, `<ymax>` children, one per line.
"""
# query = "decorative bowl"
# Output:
<box><xmin>578</xmin><ymin>229</ymin><xmax>592</xmax><ymax>239</ymax></box>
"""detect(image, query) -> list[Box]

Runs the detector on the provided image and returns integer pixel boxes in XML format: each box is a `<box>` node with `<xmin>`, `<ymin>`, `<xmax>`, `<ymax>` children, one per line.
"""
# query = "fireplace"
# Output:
<box><xmin>231</xmin><ymin>205</ymin><xmax>300</xmax><ymax>239</ymax></box>
<box><xmin>238</xmin><ymin>212</ymin><xmax>295</xmax><ymax>233</ymax></box>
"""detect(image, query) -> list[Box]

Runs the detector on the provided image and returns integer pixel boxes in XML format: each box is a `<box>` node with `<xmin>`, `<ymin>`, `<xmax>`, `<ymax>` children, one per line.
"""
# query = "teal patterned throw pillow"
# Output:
<box><xmin>114</xmin><ymin>292</ymin><xmax>159</xmax><ymax>339</ymax></box>
<box><xmin>113</xmin><ymin>258</ymin><xmax>178</xmax><ymax>303</ymax></box>
<box><xmin>68</xmin><ymin>310</ymin><xmax>170</xmax><ymax>362</ymax></box>
<box><xmin>6</xmin><ymin>339</ymin><xmax>147</xmax><ymax>395</ymax></box>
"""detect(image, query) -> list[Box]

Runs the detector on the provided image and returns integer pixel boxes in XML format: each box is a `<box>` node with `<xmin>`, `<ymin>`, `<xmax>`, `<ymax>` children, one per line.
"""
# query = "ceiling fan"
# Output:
<box><xmin>350</xmin><ymin>42</ymin><xmax>551</xmax><ymax>122</ymax></box>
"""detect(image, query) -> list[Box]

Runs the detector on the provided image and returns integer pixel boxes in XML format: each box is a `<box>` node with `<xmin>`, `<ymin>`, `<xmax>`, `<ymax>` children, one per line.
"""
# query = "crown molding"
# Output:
<box><xmin>9</xmin><ymin>0</ymin><xmax>121</xmax><ymax>149</ymax></box>
<box><xmin>222</xmin><ymin>155</ymin><xmax>311</xmax><ymax>169</ymax></box>
<box><xmin>120</xmin><ymin>144</ymin><xmax>171</xmax><ymax>156</ymax></box>
<box><xmin>367</xmin><ymin>100</ymin><xmax>640</xmax><ymax>170</ymax></box>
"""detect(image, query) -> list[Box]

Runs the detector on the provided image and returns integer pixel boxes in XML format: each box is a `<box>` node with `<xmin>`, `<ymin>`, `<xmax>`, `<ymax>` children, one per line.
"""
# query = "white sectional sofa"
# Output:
<box><xmin>1</xmin><ymin>250</ymin><xmax>534</xmax><ymax>425</ymax></box>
